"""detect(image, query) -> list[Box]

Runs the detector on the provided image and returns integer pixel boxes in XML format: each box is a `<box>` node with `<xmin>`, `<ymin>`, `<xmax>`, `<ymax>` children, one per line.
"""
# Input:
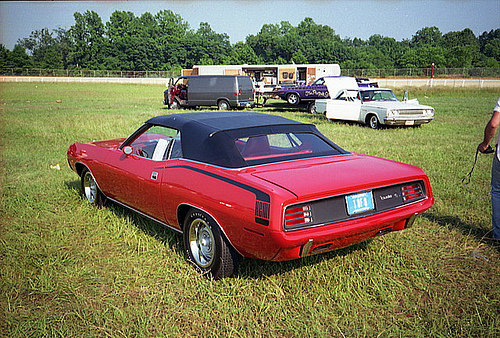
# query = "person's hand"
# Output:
<box><xmin>478</xmin><ymin>142</ymin><xmax>495</xmax><ymax>153</ymax></box>
<box><xmin>478</xmin><ymin>142</ymin><xmax>490</xmax><ymax>153</ymax></box>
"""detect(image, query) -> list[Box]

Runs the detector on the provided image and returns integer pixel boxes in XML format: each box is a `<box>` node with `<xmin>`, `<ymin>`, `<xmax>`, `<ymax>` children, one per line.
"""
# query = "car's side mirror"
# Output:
<box><xmin>123</xmin><ymin>146</ymin><xmax>133</xmax><ymax>156</ymax></box>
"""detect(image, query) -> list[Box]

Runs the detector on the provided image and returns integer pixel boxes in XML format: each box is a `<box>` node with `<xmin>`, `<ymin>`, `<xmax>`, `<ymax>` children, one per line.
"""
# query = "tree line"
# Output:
<box><xmin>1</xmin><ymin>10</ymin><xmax>499</xmax><ymax>72</ymax></box>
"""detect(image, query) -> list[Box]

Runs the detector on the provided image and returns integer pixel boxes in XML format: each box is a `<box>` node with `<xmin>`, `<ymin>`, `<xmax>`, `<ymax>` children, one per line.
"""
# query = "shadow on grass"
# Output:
<box><xmin>64</xmin><ymin>180</ymin><xmax>183</xmax><ymax>256</ymax></box>
<box><xmin>235</xmin><ymin>241</ymin><xmax>371</xmax><ymax>279</ymax></box>
<box><xmin>66</xmin><ymin>179</ymin><xmax>374</xmax><ymax>278</ymax></box>
<box><xmin>421</xmin><ymin>212</ymin><xmax>499</xmax><ymax>249</ymax></box>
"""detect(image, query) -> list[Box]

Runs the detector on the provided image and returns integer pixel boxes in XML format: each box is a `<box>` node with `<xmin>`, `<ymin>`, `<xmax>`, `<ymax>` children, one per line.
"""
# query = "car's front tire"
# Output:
<box><xmin>183</xmin><ymin>209</ymin><xmax>239</xmax><ymax>279</ymax></box>
<box><xmin>287</xmin><ymin>93</ymin><xmax>300</xmax><ymax>105</ymax></box>
<box><xmin>81</xmin><ymin>168</ymin><xmax>105</xmax><ymax>208</ymax></box>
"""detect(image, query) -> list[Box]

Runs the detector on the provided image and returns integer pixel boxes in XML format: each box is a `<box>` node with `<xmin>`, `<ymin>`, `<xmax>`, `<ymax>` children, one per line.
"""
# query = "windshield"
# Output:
<box><xmin>360</xmin><ymin>89</ymin><xmax>398</xmax><ymax>102</ymax></box>
<box><xmin>311</xmin><ymin>78</ymin><xmax>325</xmax><ymax>86</ymax></box>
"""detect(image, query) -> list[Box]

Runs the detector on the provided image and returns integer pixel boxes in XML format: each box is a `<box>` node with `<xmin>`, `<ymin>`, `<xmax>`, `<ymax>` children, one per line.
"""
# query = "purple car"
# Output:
<box><xmin>275</xmin><ymin>76</ymin><xmax>378</xmax><ymax>106</ymax></box>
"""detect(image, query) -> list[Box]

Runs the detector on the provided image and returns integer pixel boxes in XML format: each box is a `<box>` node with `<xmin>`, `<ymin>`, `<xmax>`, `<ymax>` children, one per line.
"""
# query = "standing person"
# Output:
<box><xmin>478</xmin><ymin>97</ymin><xmax>500</xmax><ymax>240</ymax></box>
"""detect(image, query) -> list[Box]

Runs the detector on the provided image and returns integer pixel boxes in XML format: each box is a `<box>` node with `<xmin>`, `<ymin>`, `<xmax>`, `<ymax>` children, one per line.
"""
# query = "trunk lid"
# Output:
<box><xmin>247</xmin><ymin>154</ymin><xmax>425</xmax><ymax>200</ymax></box>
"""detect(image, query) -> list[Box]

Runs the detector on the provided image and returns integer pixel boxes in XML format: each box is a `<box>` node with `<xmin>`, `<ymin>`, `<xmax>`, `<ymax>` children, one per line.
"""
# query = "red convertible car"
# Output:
<box><xmin>67</xmin><ymin>112</ymin><xmax>434</xmax><ymax>279</ymax></box>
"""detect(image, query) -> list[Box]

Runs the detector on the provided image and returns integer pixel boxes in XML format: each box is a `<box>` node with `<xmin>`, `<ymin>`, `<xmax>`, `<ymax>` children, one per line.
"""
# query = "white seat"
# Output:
<box><xmin>151</xmin><ymin>138</ymin><xmax>172</xmax><ymax>161</ymax></box>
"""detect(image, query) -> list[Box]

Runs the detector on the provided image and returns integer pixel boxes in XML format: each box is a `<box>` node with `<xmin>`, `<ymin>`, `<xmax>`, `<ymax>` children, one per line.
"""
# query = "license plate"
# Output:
<box><xmin>346</xmin><ymin>191</ymin><xmax>374</xmax><ymax>215</ymax></box>
<box><xmin>405</xmin><ymin>120</ymin><xmax>415</xmax><ymax>125</ymax></box>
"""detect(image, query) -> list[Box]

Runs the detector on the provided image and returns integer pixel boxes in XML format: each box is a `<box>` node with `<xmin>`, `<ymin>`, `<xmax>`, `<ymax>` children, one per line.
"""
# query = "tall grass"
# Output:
<box><xmin>1</xmin><ymin>83</ymin><xmax>499</xmax><ymax>336</ymax></box>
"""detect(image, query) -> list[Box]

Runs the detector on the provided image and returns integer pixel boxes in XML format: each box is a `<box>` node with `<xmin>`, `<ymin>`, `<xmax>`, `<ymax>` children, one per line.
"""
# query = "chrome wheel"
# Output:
<box><xmin>368</xmin><ymin>115</ymin><xmax>379</xmax><ymax>129</ymax></box>
<box><xmin>188</xmin><ymin>218</ymin><xmax>215</xmax><ymax>268</ymax></box>
<box><xmin>287</xmin><ymin>93</ymin><xmax>300</xmax><ymax>105</ymax></box>
<box><xmin>218</xmin><ymin>100</ymin><xmax>230</xmax><ymax>110</ymax></box>
<box><xmin>82</xmin><ymin>171</ymin><xmax>97</xmax><ymax>203</ymax></box>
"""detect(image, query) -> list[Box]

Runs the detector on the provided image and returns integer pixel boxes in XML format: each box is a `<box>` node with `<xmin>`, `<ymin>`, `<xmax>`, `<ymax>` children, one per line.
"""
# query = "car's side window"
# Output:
<box><xmin>129</xmin><ymin>126</ymin><xmax>181</xmax><ymax>161</ymax></box>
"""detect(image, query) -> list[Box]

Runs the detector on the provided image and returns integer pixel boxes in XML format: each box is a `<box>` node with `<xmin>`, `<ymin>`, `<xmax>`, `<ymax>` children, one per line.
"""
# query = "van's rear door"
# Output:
<box><xmin>237</xmin><ymin>76</ymin><xmax>255</xmax><ymax>104</ymax></box>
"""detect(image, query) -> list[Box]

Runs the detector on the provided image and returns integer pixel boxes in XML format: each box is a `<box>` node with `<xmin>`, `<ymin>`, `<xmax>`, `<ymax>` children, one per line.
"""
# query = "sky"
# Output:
<box><xmin>0</xmin><ymin>0</ymin><xmax>499</xmax><ymax>50</ymax></box>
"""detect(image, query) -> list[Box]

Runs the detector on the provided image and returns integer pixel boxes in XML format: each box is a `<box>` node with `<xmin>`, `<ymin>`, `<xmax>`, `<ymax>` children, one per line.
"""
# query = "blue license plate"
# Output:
<box><xmin>346</xmin><ymin>191</ymin><xmax>374</xmax><ymax>215</ymax></box>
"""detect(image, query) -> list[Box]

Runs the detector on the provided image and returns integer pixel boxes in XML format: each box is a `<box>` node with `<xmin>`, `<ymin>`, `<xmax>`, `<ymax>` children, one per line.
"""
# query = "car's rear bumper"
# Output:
<box><xmin>244</xmin><ymin>196</ymin><xmax>433</xmax><ymax>261</ymax></box>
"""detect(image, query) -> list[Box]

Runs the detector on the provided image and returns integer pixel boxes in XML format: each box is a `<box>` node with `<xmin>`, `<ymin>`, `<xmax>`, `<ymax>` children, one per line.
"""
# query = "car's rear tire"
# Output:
<box><xmin>287</xmin><ymin>93</ymin><xmax>300</xmax><ymax>105</ymax></box>
<box><xmin>367</xmin><ymin>114</ymin><xmax>380</xmax><ymax>129</ymax></box>
<box><xmin>218</xmin><ymin>100</ymin><xmax>230</xmax><ymax>110</ymax></box>
<box><xmin>183</xmin><ymin>209</ymin><xmax>239</xmax><ymax>279</ymax></box>
<box><xmin>81</xmin><ymin>168</ymin><xmax>105</xmax><ymax>208</ymax></box>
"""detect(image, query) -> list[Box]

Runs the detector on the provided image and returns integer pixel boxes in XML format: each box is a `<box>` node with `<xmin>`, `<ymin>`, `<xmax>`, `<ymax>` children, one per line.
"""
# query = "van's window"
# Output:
<box><xmin>209</xmin><ymin>77</ymin><xmax>218</xmax><ymax>87</ymax></box>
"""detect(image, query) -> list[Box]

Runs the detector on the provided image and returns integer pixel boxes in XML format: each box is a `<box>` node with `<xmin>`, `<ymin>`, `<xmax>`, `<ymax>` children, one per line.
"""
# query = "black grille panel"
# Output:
<box><xmin>283</xmin><ymin>180</ymin><xmax>426</xmax><ymax>231</ymax></box>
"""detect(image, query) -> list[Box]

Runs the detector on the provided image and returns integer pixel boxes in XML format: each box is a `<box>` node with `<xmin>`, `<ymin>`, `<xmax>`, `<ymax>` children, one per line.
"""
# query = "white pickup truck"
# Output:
<box><xmin>314</xmin><ymin>78</ymin><xmax>434</xmax><ymax>129</ymax></box>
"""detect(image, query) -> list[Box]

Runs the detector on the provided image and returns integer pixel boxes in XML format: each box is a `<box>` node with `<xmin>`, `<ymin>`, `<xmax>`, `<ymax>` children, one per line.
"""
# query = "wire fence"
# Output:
<box><xmin>343</xmin><ymin>67</ymin><xmax>500</xmax><ymax>78</ymax></box>
<box><xmin>0</xmin><ymin>68</ymin><xmax>179</xmax><ymax>78</ymax></box>
<box><xmin>1</xmin><ymin>67</ymin><xmax>499</xmax><ymax>79</ymax></box>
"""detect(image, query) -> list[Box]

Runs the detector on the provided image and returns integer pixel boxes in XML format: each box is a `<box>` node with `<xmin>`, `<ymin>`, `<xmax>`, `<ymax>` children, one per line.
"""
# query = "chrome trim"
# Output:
<box><xmin>300</xmin><ymin>239</ymin><xmax>314</xmax><ymax>257</ymax></box>
<box><xmin>405</xmin><ymin>213</ymin><xmax>419</xmax><ymax>228</ymax></box>
<box><xmin>107</xmin><ymin>197</ymin><xmax>183</xmax><ymax>234</ymax></box>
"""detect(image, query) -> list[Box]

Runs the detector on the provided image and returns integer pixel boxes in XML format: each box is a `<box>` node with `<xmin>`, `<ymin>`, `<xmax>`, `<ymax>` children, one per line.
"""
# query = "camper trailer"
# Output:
<box><xmin>182</xmin><ymin>64</ymin><xmax>341</xmax><ymax>92</ymax></box>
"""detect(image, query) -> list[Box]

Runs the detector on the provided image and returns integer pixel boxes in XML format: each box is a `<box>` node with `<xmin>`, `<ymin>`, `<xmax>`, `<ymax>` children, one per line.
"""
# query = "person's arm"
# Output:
<box><xmin>478</xmin><ymin>110</ymin><xmax>500</xmax><ymax>153</ymax></box>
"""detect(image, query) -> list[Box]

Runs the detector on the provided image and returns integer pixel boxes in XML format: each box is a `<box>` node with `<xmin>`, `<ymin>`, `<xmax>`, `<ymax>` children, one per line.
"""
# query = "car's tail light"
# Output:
<box><xmin>401</xmin><ymin>183</ymin><xmax>423</xmax><ymax>202</ymax></box>
<box><xmin>234</xmin><ymin>89</ymin><xmax>241</xmax><ymax>96</ymax></box>
<box><xmin>284</xmin><ymin>205</ymin><xmax>313</xmax><ymax>228</ymax></box>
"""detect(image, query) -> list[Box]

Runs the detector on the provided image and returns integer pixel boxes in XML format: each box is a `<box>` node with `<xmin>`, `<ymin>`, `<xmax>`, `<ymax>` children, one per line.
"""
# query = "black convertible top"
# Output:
<box><xmin>146</xmin><ymin>111</ymin><xmax>304</xmax><ymax>132</ymax></box>
<box><xmin>141</xmin><ymin>112</ymin><xmax>346</xmax><ymax>168</ymax></box>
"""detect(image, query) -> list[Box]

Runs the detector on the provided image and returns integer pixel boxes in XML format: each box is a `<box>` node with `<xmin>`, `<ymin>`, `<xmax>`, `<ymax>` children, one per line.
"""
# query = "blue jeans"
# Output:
<box><xmin>492</xmin><ymin>149</ymin><xmax>500</xmax><ymax>239</ymax></box>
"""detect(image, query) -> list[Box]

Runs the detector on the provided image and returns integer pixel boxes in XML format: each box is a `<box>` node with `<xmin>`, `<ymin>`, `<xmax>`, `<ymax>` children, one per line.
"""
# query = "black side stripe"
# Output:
<box><xmin>157</xmin><ymin>165</ymin><xmax>271</xmax><ymax>203</ymax></box>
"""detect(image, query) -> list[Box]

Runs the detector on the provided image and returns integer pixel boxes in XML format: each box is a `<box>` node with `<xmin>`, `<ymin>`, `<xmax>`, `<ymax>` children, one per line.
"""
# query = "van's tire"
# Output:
<box><xmin>218</xmin><ymin>100</ymin><xmax>230</xmax><ymax>110</ymax></box>
<box><xmin>183</xmin><ymin>209</ymin><xmax>239</xmax><ymax>279</ymax></box>
<box><xmin>366</xmin><ymin>114</ymin><xmax>380</xmax><ymax>129</ymax></box>
<box><xmin>287</xmin><ymin>93</ymin><xmax>300</xmax><ymax>105</ymax></box>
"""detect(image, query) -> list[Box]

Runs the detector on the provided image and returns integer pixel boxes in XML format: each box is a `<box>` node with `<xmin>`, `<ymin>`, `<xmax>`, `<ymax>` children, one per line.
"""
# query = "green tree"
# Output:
<box><xmin>69</xmin><ymin>11</ymin><xmax>106</xmax><ymax>69</ymax></box>
<box><xmin>10</xmin><ymin>45</ymin><xmax>33</xmax><ymax>68</ymax></box>
<box><xmin>0</xmin><ymin>45</ymin><xmax>13</xmax><ymax>68</ymax></box>
<box><xmin>440</xmin><ymin>28</ymin><xmax>480</xmax><ymax>67</ymax></box>
<box><xmin>19</xmin><ymin>28</ymin><xmax>64</xmax><ymax>68</ymax></box>
<box><xmin>398</xmin><ymin>46</ymin><xmax>446</xmax><ymax>68</ymax></box>
<box><xmin>411</xmin><ymin>26</ymin><xmax>442</xmax><ymax>46</ymax></box>
<box><xmin>225</xmin><ymin>41</ymin><xmax>260</xmax><ymax>64</ymax></box>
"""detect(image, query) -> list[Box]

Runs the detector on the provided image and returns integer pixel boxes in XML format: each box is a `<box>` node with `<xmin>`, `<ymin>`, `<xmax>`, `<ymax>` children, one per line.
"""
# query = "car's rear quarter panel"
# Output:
<box><xmin>158</xmin><ymin>161</ymin><xmax>297</xmax><ymax>260</ymax></box>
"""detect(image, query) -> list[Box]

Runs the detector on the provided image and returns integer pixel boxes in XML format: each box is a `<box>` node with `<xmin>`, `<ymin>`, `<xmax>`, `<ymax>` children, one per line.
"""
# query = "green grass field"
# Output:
<box><xmin>1</xmin><ymin>82</ymin><xmax>499</xmax><ymax>336</ymax></box>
